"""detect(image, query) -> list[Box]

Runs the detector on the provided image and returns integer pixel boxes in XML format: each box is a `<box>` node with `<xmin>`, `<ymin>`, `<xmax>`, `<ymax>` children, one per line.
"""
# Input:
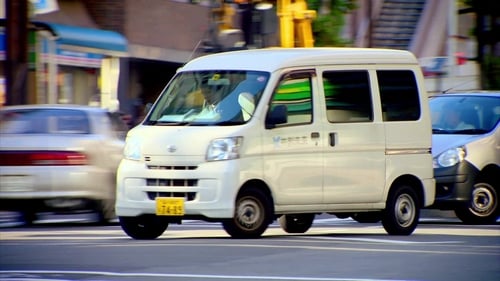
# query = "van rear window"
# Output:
<box><xmin>323</xmin><ymin>70</ymin><xmax>372</xmax><ymax>123</ymax></box>
<box><xmin>377</xmin><ymin>70</ymin><xmax>421</xmax><ymax>121</ymax></box>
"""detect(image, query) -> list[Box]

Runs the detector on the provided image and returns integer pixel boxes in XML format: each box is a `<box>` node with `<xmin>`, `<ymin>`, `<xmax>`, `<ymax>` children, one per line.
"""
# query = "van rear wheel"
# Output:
<box><xmin>119</xmin><ymin>215</ymin><xmax>168</xmax><ymax>239</ymax></box>
<box><xmin>382</xmin><ymin>184</ymin><xmax>419</xmax><ymax>235</ymax></box>
<box><xmin>279</xmin><ymin>214</ymin><xmax>315</xmax><ymax>233</ymax></box>
<box><xmin>222</xmin><ymin>188</ymin><xmax>272</xmax><ymax>239</ymax></box>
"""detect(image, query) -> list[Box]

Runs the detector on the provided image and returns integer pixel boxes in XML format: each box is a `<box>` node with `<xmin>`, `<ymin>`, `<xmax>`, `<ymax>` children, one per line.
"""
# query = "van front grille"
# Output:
<box><xmin>146</xmin><ymin>178</ymin><xmax>198</xmax><ymax>187</ymax></box>
<box><xmin>147</xmin><ymin>165</ymin><xmax>197</xmax><ymax>170</ymax></box>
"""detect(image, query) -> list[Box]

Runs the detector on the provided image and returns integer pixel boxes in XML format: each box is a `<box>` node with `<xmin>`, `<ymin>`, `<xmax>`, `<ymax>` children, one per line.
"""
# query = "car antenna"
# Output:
<box><xmin>442</xmin><ymin>78</ymin><xmax>477</xmax><ymax>94</ymax></box>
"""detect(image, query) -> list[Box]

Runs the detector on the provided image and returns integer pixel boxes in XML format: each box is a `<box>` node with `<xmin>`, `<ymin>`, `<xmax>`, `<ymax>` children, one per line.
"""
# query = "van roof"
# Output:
<box><xmin>180</xmin><ymin>47</ymin><xmax>419</xmax><ymax>72</ymax></box>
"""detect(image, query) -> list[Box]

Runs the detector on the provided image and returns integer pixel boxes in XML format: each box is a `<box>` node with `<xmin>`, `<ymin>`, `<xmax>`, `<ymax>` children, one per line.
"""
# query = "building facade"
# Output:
<box><xmin>2</xmin><ymin>0</ymin><xmax>221</xmax><ymax>124</ymax></box>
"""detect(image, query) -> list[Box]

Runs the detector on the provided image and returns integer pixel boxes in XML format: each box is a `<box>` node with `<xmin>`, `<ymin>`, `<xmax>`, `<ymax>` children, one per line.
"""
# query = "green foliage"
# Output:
<box><xmin>461</xmin><ymin>0</ymin><xmax>500</xmax><ymax>89</ymax></box>
<box><xmin>484</xmin><ymin>54</ymin><xmax>500</xmax><ymax>90</ymax></box>
<box><xmin>307</xmin><ymin>0</ymin><xmax>357</xmax><ymax>47</ymax></box>
<box><xmin>312</xmin><ymin>14</ymin><xmax>348</xmax><ymax>46</ymax></box>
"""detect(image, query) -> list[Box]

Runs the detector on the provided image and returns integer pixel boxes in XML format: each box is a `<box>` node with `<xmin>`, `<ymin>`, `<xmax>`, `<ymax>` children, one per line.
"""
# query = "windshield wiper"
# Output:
<box><xmin>145</xmin><ymin>120</ymin><xmax>193</xmax><ymax>126</ymax></box>
<box><xmin>215</xmin><ymin>120</ymin><xmax>244</xmax><ymax>126</ymax></box>
<box><xmin>433</xmin><ymin>128</ymin><xmax>488</xmax><ymax>134</ymax></box>
<box><xmin>432</xmin><ymin>128</ymin><xmax>458</xmax><ymax>134</ymax></box>
<box><xmin>453</xmin><ymin>128</ymin><xmax>488</xmax><ymax>134</ymax></box>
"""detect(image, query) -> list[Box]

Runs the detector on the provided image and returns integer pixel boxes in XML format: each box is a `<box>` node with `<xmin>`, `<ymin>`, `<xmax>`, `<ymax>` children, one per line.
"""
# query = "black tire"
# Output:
<box><xmin>119</xmin><ymin>215</ymin><xmax>169</xmax><ymax>239</ymax></box>
<box><xmin>454</xmin><ymin>181</ymin><xmax>498</xmax><ymax>225</ymax></box>
<box><xmin>351</xmin><ymin>212</ymin><xmax>382</xmax><ymax>223</ymax></box>
<box><xmin>279</xmin><ymin>214</ymin><xmax>315</xmax><ymax>233</ymax></box>
<box><xmin>382</xmin><ymin>184</ymin><xmax>419</xmax><ymax>235</ymax></box>
<box><xmin>21</xmin><ymin>211</ymin><xmax>37</xmax><ymax>226</ymax></box>
<box><xmin>222</xmin><ymin>188</ymin><xmax>273</xmax><ymax>239</ymax></box>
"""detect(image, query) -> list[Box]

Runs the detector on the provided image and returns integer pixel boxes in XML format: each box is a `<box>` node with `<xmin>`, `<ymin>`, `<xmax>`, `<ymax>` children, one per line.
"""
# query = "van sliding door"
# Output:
<box><xmin>320</xmin><ymin>68</ymin><xmax>386</xmax><ymax>204</ymax></box>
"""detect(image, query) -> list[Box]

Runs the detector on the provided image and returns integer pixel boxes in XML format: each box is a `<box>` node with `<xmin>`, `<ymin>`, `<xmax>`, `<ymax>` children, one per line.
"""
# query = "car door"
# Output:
<box><xmin>262</xmin><ymin>69</ymin><xmax>324</xmax><ymax>206</ymax></box>
<box><xmin>319</xmin><ymin>68</ymin><xmax>386</xmax><ymax>204</ymax></box>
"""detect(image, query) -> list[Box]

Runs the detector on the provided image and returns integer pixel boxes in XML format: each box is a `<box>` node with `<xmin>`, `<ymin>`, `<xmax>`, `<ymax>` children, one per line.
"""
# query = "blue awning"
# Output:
<box><xmin>34</xmin><ymin>22</ymin><xmax>128</xmax><ymax>56</ymax></box>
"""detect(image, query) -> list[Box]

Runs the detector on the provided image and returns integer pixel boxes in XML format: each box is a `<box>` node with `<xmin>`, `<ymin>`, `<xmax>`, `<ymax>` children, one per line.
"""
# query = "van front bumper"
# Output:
<box><xmin>429</xmin><ymin>160</ymin><xmax>479</xmax><ymax>210</ymax></box>
<box><xmin>115</xmin><ymin>158</ymin><xmax>240</xmax><ymax>219</ymax></box>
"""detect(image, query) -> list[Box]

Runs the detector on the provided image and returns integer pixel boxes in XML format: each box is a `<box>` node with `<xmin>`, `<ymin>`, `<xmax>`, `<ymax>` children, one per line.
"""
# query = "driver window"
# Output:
<box><xmin>269</xmin><ymin>74</ymin><xmax>313</xmax><ymax>126</ymax></box>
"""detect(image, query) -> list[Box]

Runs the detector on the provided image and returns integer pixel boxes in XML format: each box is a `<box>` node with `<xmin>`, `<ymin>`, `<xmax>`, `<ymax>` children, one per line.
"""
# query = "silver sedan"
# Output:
<box><xmin>0</xmin><ymin>104</ymin><xmax>127</xmax><ymax>224</ymax></box>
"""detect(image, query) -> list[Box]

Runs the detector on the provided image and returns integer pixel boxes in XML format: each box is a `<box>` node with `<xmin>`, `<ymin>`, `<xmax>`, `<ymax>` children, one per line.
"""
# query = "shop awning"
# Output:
<box><xmin>34</xmin><ymin>22</ymin><xmax>128</xmax><ymax>56</ymax></box>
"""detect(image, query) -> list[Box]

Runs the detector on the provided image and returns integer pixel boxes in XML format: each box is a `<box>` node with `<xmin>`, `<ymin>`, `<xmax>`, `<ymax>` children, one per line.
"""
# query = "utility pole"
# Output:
<box><xmin>5</xmin><ymin>0</ymin><xmax>29</xmax><ymax>105</ymax></box>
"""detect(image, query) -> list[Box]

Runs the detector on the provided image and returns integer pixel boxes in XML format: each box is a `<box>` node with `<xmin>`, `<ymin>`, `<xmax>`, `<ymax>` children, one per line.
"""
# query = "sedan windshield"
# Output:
<box><xmin>429</xmin><ymin>95</ymin><xmax>500</xmax><ymax>134</ymax></box>
<box><xmin>0</xmin><ymin>108</ymin><xmax>91</xmax><ymax>134</ymax></box>
<box><xmin>146</xmin><ymin>70</ymin><xmax>269</xmax><ymax>126</ymax></box>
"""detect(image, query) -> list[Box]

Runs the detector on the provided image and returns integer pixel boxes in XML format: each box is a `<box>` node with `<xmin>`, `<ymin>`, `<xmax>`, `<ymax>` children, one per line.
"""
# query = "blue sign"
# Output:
<box><xmin>0</xmin><ymin>31</ymin><xmax>4</xmax><ymax>52</ymax></box>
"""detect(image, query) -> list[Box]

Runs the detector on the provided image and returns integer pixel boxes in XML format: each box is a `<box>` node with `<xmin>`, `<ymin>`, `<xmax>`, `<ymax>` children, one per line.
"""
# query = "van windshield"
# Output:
<box><xmin>146</xmin><ymin>71</ymin><xmax>269</xmax><ymax>126</ymax></box>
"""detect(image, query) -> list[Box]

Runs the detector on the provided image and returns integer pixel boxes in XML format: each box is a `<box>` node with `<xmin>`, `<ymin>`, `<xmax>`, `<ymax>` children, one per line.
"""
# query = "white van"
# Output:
<box><xmin>116</xmin><ymin>48</ymin><xmax>435</xmax><ymax>239</ymax></box>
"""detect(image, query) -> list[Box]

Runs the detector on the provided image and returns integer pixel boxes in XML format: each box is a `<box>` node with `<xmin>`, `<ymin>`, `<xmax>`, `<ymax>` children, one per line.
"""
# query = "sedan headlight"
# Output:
<box><xmin>434</xmin><ymin>146</ymin><xmax>466</xmax><ymax>168</ymax></box>
<box><xmin>123</xmin><ymin>136</ymin><xmax>142</xmax><ymax>161</ymax></box>
<box><xmin>206</xmin><ymin>137</ymin><xmax>243</xmax><ymax>161</ymax></box>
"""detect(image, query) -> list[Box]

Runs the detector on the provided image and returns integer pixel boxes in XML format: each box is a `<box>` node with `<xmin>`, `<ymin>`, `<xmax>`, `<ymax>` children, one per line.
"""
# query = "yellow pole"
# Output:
<box><xmin>277</xmin><ymin>0</ymin><xmax>294</xmax><ymax>47</ymax></box>
<box><xmin>293</xmin><ymin>0</ymin><xmax>316</xmax><ymax>47</ymax></box>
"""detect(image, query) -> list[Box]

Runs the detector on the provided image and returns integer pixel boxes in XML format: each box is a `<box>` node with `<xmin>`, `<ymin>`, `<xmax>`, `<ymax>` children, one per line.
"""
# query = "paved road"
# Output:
<box><xmin>0</xmin><ymin>209</ymin><xmax>469</xmax><ymax>228</ymax></box>
<box><xmin>1</xmin><ymin>214</ymin><xmax>499</xmax><ymax>281</ymax></box>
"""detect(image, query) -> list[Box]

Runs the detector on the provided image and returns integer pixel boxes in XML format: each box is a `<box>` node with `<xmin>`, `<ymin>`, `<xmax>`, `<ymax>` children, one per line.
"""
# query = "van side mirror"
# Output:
<box><xmin>265</xmin><ymin>105</ymin><xmax>287</xmax><ymax>129</ymax></box>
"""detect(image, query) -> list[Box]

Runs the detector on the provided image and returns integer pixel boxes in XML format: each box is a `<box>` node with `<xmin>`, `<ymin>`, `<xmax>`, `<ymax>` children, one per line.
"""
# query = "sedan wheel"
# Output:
<box><xmin>455</xmin><ymin>182</ymin><xmax>498</xmax><ymax>225</ymax></box>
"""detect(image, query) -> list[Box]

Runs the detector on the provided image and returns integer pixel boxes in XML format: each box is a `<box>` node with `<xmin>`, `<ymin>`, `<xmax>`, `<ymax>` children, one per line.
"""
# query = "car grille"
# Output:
<box><xmin>146</xmin><ymin>178</ymin><xmax>198</xmax><ymax>187</ymax></box>
<box><xmin>147</xmin><ymin>165</ymin><xmax>197</xmax><ymax>170</ymax></box>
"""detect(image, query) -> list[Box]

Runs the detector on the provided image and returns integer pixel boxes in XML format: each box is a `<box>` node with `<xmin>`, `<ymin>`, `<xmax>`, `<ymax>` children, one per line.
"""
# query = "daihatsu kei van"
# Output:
<box><xmin>116</xmin><ymin>48</ymin><xmax>435</xmax><ymax>239</ymax></box>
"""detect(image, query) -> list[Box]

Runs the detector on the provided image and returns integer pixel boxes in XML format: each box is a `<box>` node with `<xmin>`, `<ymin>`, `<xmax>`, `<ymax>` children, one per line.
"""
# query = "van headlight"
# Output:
<box><xmin>206</xmin><ymin>137</ymin><xmax>243</xmax><ymax>161</ymax></box>
<box><xmin>434</xmin><ymin>146</ymin><xmax>466</xmax><ymax>168</ymax></box>
<box><xmin>123</xmin><ymin>136</ymin><xmax>142</xmax><ymax>161</ymax></box>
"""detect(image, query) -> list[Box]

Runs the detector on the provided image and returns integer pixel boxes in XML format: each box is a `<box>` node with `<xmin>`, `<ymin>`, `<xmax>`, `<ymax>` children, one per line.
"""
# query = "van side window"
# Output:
<box><xmin>377</xmin><ymin>70</ymin><xmax>421</xmax><ymax>121</ymax></box>
<box><xmin>270</xmin><ymin>75</ymin><xmax>313</xmax><ymax>126</ymax></box>
<box><xmin>323</xmin><ymin>71</ymin><xmax>372</xmax><ymax>123</ymax></box>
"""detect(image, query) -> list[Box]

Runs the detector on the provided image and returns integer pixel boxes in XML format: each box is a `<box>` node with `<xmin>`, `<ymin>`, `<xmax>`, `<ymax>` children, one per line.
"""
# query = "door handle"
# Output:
<box><xmin>329</xmin><ymin>132</ymin><xmax>336</xmax><ymax>146</ymax></box>
<box><xmin>311</xmin><ymin>132</ymin><xmax>320</xmax><ymax>139</ymax></box>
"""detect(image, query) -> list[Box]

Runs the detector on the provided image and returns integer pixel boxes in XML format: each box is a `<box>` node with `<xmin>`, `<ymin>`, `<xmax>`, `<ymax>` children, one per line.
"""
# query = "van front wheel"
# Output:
<box><xmin>382</xmin><ymin>185</ymin><xmax>419</xmax><ymax>235</ymax></box>
<box><xmin>222</xmin><ymin>188</ymin><xmax>272</xmax><ymax>239</ymax></box>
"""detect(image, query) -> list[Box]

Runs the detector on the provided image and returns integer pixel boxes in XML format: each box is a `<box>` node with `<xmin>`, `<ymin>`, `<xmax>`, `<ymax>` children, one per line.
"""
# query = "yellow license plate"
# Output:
<box><xmin>155</xmin><ymin>197</ymin><xmax>185</xmax><ymax>216</ymax></box>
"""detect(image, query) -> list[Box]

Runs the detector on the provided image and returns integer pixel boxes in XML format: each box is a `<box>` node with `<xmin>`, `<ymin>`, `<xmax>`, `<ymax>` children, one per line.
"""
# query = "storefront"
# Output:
<box><xmin>0</xmin><ymin>22</ymin><xmax>127</xmax><ymax>109</ymax></box>
<box><xmin>34</xmin><ymin>22</ymin><xmax>128</xmax><ymax>110</ymax></box>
